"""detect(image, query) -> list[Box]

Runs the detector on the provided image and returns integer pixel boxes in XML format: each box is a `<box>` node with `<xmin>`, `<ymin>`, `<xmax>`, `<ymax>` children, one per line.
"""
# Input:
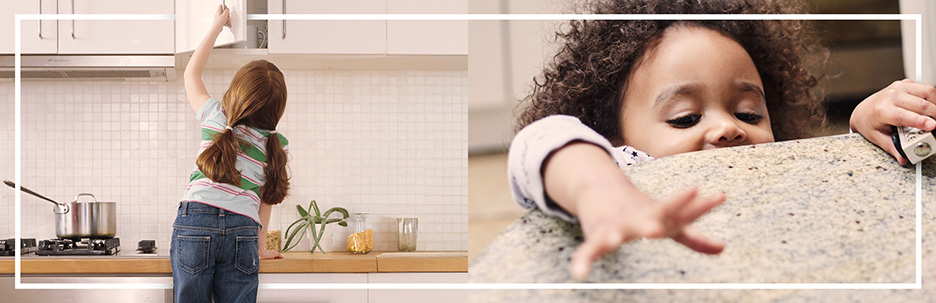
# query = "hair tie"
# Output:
<box><xmin>225</xmin><ymin>126</ymin><xmax>234</xmax><ymax>130</ymax></box>
<box><xmin>269</xmin><ymin>130</ymin><xmax>277</xmax><ymax>134</ymax></box>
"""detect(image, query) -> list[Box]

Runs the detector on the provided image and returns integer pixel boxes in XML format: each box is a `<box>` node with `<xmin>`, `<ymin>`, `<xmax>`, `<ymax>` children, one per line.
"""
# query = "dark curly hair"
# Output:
<box><xmin>518</xmin><ymin>0</ymin><xmax>828</xmax><ymax>145</ymax></box>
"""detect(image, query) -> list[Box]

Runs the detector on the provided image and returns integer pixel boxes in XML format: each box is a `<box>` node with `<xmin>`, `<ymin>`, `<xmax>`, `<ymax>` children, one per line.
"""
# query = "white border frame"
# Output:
<box><xmin>13</xmin><ymin>13</ymin><xmax>923</xmax><ymax>291</ymax></box>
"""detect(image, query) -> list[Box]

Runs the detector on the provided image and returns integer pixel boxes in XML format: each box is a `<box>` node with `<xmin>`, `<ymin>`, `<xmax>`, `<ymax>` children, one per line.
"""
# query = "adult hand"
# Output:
<box><xmin>850</xmin><ymin>79</ymin><xmax>936</xmax><ymax>165</ymax></box>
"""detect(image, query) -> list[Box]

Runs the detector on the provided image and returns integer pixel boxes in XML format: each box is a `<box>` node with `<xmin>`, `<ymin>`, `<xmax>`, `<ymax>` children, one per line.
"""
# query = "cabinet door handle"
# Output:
<box><xmin>38</xmin><ymin>0</ymin><xmax>42</xmax><ymax>39</ymax></box>
<box><xmin>282</xmin><ymin>0</ymin><xmax>286</xmax><ymax>39</ymax></box>
<box><xmin>71</xmin><ymin>0</ymin><xmax>76</xmax><ymax>39</ymax></box>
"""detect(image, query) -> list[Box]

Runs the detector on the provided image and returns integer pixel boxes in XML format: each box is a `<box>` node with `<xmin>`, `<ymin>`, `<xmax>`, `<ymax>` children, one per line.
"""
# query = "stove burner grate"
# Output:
<box><xmin>0</xmin><ymin>238</ymin><xmax>37</xmax><ymax>256</ymax></box>
<box><xmin>36</xmin><ymin>238</ymin><xmax>120</xmax><ymax>256</ymax></box>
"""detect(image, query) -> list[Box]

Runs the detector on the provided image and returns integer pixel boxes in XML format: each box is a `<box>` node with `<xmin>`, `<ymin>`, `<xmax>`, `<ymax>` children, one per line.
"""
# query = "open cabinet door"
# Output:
<box><xmin>176</xmin><ymin>0</ymin><xmax>247</xmax><ymax>53</ymax></box>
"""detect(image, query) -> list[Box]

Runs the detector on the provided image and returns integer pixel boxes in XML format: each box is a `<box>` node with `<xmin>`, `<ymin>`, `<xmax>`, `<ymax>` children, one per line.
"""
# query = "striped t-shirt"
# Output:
<box><xmin>179</xmin><ymin>97</ymin><xmax>289</xmax><ymax>225</ymax></box>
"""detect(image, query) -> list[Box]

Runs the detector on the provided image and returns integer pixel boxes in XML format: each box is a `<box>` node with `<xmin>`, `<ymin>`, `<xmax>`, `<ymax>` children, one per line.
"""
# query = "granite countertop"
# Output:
<box><xmin>470</xmin><ymin>134</ymin><xmax>936</xmax><ymax>302</ymax></box>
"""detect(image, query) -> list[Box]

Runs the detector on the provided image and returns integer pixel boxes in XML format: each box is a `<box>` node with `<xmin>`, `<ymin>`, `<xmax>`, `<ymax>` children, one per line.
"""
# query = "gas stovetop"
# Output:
<box><xmin>0</xmin><ymin>238</ymin><xmax>37</xmax><ymax>256</ymax></box>
<box><xmin>36</xmin><ymin>238</ymin><xmax>120</xmax><ymax>256</ymax></box>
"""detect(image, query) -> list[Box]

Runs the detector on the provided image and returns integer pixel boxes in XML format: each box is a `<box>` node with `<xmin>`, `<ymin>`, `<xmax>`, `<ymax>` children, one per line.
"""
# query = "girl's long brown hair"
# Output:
<box><xmin>196</xmin><ymin>60</ymin><xmax>290</xmax><ymax>205</ymax></box>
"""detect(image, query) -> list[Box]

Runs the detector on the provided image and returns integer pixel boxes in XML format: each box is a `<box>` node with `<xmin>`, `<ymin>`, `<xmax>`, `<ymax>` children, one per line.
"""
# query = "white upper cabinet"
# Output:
<box><xmin>175</xmin><ymin>0</ymin><xmax>248</xmax><ymax>53</ymax></box>
<box><xmin>0</xmin><ymin>0</ymin><xmax>58</xmax><ymax>54</ymax></box>
<box><xmin>386</xmin><ymin>0</ymin><xmax>467</xmax><ymax>55</ymax></box>
<box><xmin>1</xmin><ymin>0</ymin><xmax>467</xmax><ymax>56</ymax></box>
<box><xmin>57</xmin><ymin>0</ymin><xmax>174</xmax><ymax>54</ymax></box>
<box><xmin>267</xmin><ymin>0</ymin><xmax>388</xmax><ymax>55</ymax></box>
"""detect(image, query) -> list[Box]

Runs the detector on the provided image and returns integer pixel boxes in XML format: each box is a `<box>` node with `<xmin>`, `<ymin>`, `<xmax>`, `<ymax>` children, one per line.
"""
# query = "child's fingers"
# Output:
<box><xmin>673</xmin><ymin>226</ymin><xmax>725</xmax><ymax>255</ymax></box>
<box><xmin>658</xmin><ymin>187</ymin><xmax>699</xmax><ymax>218</ymax></box>
<box><xmin>897</xmin><ymin>79</ymin><xmax>936</xmax><ymax>102</ymax></box>
<box><xmin>881</xmin><ymin>106</ymin><xmax>935</xmax><ymax>131</ymax></box>
<box><xmin>571</xmin><ymin>228</ymin><xmax>623</xmax><ymax>280</ymax></box>
<box><xmin>633</xmin><ymin>219</ymin><xmax>664</xmax><ymax>239</ymax></box>
<box><xmin>893</xmin><ymin>94</ymin><xmax>936</xmax><ymax>129</ymax></box>
<box><xmin>675</xmin><ymin>191</ymin><xmax>725</xmax><ymax>225</ymax></box>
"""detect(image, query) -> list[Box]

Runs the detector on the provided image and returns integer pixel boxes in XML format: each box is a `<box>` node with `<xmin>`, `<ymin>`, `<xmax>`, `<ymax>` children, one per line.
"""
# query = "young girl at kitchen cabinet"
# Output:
<box><xmin>509</xmin><ymin>0</ymin><xmax>936</xmax><ymax>280</ymax></box>
<box><xmin>171</xmin><ymin>5</ymin><xmax>289</xmax><ymax>302</ymax></box>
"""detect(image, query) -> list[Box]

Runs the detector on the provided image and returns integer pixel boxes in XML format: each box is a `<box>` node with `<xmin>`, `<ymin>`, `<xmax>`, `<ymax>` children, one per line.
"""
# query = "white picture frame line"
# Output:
<box><xmin>14</xmin><ymin>13</ymin><xmax>924</xmax><ymax>291</ymax></box>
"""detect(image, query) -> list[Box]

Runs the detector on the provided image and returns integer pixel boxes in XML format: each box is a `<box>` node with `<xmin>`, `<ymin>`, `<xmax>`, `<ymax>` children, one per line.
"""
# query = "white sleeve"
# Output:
<box><xmin>507</xmin><ymin>115</ymin><xmax>625</xmax><ymax>222</ymax></box>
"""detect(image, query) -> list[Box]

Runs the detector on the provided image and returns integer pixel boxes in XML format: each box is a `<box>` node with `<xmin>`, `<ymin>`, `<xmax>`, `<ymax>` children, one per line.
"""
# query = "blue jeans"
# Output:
<box><xmin>171</xmin><ymin>202</ymin><xmax>260</xmax><ymax>303</ymax></box>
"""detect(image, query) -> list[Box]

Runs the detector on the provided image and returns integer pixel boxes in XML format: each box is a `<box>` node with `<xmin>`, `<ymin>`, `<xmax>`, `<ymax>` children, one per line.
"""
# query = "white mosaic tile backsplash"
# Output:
<box><xmin>0</xmin><ymin>69</ymin><xmax>468</xmax><ymax>253</ymax></box>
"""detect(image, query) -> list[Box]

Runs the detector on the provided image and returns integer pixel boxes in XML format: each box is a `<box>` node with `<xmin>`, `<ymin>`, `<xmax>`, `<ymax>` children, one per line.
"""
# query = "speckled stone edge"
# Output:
<box><xmin>470</xmin><ymin>134</ymin><xmax>936</xmax><ymax>302</ymax></box>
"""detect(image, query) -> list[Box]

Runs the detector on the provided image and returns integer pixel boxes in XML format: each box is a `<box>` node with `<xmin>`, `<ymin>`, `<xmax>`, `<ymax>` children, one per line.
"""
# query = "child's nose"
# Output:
<box><xmin>705</xmin><ymin>119</ymin><xmax>747</xmax><ymax>146</ymax></box>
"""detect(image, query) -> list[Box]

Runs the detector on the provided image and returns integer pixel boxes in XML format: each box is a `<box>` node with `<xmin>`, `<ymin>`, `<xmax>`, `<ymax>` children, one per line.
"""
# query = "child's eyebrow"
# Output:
<box><xmin>653</xmin><ymin>82</ymin><xmax>704</xmax><ymax>110</ymax></box>
<box><xmin>736</xmin><ymin>81</ymin><xmax>766</xmax><ymax>102</ymax></box>
<box><xmin>652</xmin><ymin>81</ymin><xmax>766</xmax><ymax>110</ymax></box>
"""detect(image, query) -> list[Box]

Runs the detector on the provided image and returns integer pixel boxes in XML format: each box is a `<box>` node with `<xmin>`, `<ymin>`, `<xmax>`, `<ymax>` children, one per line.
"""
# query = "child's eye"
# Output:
<box><xmin>666</xmin><ymin>115</ymin><xmax>701</xmax><ymax>128</ymax></box>
<box><xmin>735</xmin><ymin>112</ymin><xmax>764</xmax><ymax>123</ymax></box>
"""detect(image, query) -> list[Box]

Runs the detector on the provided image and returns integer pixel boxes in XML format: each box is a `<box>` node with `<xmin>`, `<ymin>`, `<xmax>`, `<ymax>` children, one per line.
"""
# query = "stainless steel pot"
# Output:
<box><xmin>4</xmin><ymin>180</ymin><xmax>117</xmax><ymax>239</ymax></box>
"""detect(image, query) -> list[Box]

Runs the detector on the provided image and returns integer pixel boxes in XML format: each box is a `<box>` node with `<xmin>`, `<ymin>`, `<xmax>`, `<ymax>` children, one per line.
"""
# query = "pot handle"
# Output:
<box><xmin>54</xmin><ymin>203</ymin><xmax>70</xmax><ymax>214</ymax></box>
<box><xmin>73</xmin><ymin>193</ymin><xmax>99</xmax><ymax>203</ymax></box>
<box><xmin>3</xmin><ymin>179</ymin><xmax>71</xmax><ymax>214</ymax></box>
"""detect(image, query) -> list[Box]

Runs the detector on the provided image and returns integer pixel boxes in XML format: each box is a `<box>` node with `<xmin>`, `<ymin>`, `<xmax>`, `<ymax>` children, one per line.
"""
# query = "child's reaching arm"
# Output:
<box><xmin>850</xmin><ymin>79</ymin><xmax>936</xmax><ymax>165</ymax></box>
<box><xmin>508</xmin><ymin>115</ymin><xmax>627</xmax><ymax>221</ymax></box>
<box><xmin>184</xmin><ymin>5</ymin><xmax>230</xmax><ymax>113</ymax></box>
<box><xmin>508</xmin><ymin>115</ymin><xmax>726</xmax><ymax>280</ymax></box>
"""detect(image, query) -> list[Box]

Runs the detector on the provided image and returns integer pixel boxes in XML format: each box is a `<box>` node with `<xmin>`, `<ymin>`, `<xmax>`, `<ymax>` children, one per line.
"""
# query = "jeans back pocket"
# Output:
<box><xmin>176</xmin><ymin>235</ymin><xmax>211</xmax><ymax>275</ymax></box>
<box><xmin>235</xmin><ymin>236</ymin><xmax>260</xmax><ymax>275</ymax></box>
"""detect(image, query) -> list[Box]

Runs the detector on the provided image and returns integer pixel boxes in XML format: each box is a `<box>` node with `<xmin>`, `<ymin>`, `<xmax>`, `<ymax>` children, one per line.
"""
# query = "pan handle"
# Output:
<box><xmin>3</xmin><ymin>180</ymin><xmax>71</xmax><ymax>213</ymax></box>
<box><xmin>4</xmin><ymin>180</ymin><xmax>65</xmax><ymax>206</ymax></box>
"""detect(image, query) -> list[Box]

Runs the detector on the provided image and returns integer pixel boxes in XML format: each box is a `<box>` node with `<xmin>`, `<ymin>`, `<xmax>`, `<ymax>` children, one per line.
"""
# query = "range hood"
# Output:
<box><xmin>0</xmin><ymin>55</ymin><xmax>176</xmax><ymax>81</ymax></box>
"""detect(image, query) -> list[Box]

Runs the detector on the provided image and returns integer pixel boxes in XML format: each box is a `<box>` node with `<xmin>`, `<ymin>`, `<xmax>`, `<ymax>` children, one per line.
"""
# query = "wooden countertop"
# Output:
<box><xmin>0</xmin><ymin>251</ymin><xmax>467</xmax><ymax>274</ymax></box>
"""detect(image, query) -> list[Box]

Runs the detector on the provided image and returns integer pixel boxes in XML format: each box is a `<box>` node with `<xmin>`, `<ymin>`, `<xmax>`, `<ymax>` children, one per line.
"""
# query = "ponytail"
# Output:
<box><xmin>195</xmin><ymin>127</ymin><xmax>243</xmax><ymax>186</ymax></box>
<box><xmin>261</xmin><ymin>133</ymin><xmax>289</xmax><ymax>205</ymax></box>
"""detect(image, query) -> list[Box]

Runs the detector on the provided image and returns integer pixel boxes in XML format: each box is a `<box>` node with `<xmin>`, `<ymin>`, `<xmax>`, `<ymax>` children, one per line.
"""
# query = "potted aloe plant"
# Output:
<box><xmin>282</xmin><ymin>200</ymin><xmax>349</xmax><ymax>254</ymax></box>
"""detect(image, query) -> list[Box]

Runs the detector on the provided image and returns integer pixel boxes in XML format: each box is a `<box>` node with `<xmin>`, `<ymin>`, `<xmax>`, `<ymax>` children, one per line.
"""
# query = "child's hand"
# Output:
<box><xmin>850</xmin><ymin>79</ymin><xmax>936</xmax><ymax>165</ymax></box>
<box><xmin>258</xmin><ymin>248</ymin><xmax>284</xmax><ymax>259</ymax></box>
<box><xmin>212</xmin><ymin>4</ymin><xmax>231</xmax><ymax>31</ymax></box>
<box><xmin>571</xmin><ymin>182</ymin><xmax>725</xmax><ymax>280</ymax></box>
<box><xmin>542</xmin><ymin>142</ymin><xmax>725</xmax><ymax>280</ymax></box>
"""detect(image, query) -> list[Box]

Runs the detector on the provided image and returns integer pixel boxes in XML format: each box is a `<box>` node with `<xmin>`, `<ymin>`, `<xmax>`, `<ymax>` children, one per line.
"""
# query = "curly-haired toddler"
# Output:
<box><xmin>508</xmin><ymin>0</ymin><xmax>936</xmax><ymax>280</ymax></box>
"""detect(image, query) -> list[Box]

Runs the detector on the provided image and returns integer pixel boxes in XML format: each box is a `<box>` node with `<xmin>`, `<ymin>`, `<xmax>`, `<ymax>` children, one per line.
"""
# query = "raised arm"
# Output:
<box><xmin>184</xmin><ymin>5</ymin><xmax>230</xmax><ymax>113</ymax></box>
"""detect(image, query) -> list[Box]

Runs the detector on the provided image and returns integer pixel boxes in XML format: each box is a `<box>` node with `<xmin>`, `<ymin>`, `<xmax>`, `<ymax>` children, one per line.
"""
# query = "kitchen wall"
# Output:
<box><xmin>0</xmin><ymin>68</ymin><xmax>468</xmax><ymax>252</ymax></box>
